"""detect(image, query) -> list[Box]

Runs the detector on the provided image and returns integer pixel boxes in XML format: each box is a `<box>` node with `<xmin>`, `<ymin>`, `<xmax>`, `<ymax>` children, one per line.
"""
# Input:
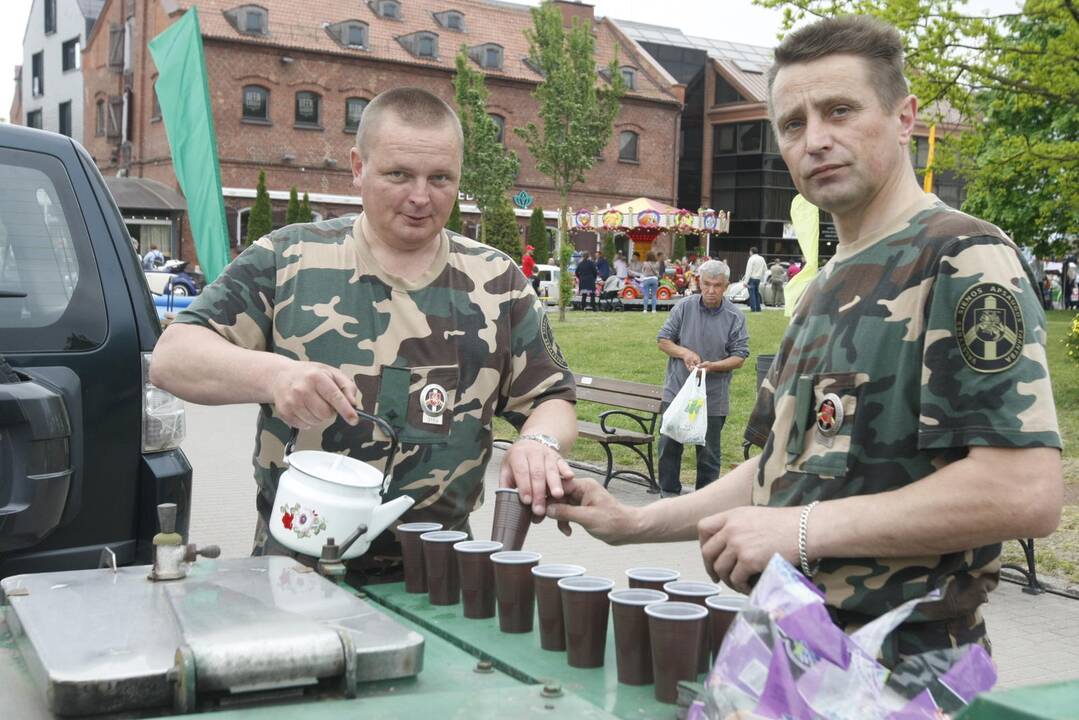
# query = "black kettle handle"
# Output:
<box><xmin>284</xmin><ymin>409</ymin><xmax>400</xmax><ymax>498</ymax></box>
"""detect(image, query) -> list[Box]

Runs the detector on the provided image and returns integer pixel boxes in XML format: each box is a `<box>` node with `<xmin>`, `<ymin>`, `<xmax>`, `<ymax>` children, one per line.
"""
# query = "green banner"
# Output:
<box><xmin>148</xmin><ymin>7</ymin><xmax>229</xmax><ymax>283</ymax></box>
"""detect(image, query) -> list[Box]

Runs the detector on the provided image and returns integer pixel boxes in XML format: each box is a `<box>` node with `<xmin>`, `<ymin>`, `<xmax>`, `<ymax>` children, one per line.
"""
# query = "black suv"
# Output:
<box><xmin>0</xmin><ymin>125</ymin><xmax>192</xmax><ymax>578</ymax></box>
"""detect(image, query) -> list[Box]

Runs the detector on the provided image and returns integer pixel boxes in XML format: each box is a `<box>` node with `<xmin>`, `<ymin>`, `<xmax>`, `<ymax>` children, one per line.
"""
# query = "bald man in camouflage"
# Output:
<box><xmin>546</xmin><ymin>16</ymin><xmax>1062</xmax><ymax>666</ymax></box>
<box><xmin>152</xmin><ymin>88</ymin><xmax>577</xmax><ymax>582</ymax></box>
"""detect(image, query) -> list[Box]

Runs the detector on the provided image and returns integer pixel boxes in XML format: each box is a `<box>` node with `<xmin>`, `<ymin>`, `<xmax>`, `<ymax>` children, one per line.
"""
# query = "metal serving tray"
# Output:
<box><xmin>1</xmin><ymin>556</ymin><xmax>423</xmax><ymax>716</ymax></box>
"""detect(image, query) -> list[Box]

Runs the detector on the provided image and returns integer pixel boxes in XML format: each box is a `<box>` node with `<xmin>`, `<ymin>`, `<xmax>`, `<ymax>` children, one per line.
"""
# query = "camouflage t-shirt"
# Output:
<box><xmin>746</xmin><ymin>194</ymin><xmax>1060</xmax><ymax>629</ymax></box>
<box><xmin>175</xmin><ymin>214</ymin><xmax>575</xmax><ymax>535</ymax></box>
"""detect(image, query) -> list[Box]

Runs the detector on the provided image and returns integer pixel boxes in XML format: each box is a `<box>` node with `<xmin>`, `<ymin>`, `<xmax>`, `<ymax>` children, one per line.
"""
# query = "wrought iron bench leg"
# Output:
<box><xmin>601</xmin><ymin>442</ymin><xmax>616</xmax><ymax>489</ymax></box>
<box><xmin>1002</xmin><ymin>538</ymin><xmax>1043</xmax><ymax>595</ymax></box>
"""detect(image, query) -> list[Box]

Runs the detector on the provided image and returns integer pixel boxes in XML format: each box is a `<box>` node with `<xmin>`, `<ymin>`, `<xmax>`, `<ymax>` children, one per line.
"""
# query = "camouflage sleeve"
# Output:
<box><xmin>744</xmin><ymin>352</ymin><xmax>778</xmax><ymax>448</ymax></box>
<box><xmin>497</xmin><ymin>282</ymin><xmax>576</xmax><ymax>429</ymax></box>
<box><xmin>171</xmin><ymin>237</ymin><xmax>277</xmax><ymax>351</ymax></box>
<box><xmin>919</xmin><ymin>236</ymin><xmax>1061</xmax><ymax>450</ymax></box>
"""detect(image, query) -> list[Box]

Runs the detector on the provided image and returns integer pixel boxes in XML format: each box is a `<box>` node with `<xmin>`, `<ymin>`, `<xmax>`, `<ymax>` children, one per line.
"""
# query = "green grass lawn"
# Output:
<box><xmin>500</xmin><ymin>307</ymin><xmax>1079</xmax><ymax>584</ymax></box>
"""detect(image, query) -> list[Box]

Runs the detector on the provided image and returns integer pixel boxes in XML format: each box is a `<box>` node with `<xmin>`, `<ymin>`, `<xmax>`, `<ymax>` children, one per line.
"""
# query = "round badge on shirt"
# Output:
<box><xmin>954</xmin><ymin>282</ymin><xmax>1024</xmax><ymax>373</ymax></box>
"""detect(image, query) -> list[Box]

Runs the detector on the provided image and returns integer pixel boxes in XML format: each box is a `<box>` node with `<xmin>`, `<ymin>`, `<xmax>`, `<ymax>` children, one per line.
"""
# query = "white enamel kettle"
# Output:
<box><xmin>269</xmin><ymin>411</ymin><xmax>414</xmax><ymax>560</ymax></box>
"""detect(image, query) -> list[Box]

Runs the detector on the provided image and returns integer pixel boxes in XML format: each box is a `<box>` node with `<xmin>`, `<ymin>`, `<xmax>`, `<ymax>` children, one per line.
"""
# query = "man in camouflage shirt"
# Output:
<box><xmin>152</xmin><ymin>89</ymin><xmax>577</xmax><ymax>578</ymax></box>
<box><xmin>546</xmin><ymin>16</ymin><xmax>1062</xmax><ymax>665</ymax></box>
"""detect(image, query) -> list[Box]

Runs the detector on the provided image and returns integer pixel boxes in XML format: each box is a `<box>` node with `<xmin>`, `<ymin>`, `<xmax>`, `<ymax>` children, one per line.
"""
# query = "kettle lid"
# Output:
<box><xmin>287</xmin><ymin>450</ymin><xmax>382</xmax><ymax>488</ymax></box>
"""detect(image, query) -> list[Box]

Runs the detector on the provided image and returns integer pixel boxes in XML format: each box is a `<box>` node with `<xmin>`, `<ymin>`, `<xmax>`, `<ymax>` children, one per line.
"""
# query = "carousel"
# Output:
<box><xmin>568</xmin><ymin>197</ymin><xmax>731</xmax><ymax>300</ymax></box>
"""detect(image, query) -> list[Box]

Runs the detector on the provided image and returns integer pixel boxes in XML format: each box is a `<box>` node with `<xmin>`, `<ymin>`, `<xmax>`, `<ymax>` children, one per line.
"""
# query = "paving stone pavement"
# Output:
<box><xmin>183</xmin><ymin>404</ymin><xmax>1079</xmax><ymax>691</ymax></box>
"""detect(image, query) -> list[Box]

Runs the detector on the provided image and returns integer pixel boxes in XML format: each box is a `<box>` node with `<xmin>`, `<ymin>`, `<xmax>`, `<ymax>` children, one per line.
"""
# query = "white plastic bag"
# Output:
<box><xmin>660</xmin><ymin>367</ymin><xmax>708</xmax><ymax>445</ymax></box>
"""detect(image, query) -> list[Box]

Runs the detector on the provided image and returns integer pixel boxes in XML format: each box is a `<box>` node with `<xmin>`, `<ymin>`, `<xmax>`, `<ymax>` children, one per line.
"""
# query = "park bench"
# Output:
<box><xmin>573</xmin><ymin>374</ymin><xmax>663</xmax><ymax>493</ymax></box>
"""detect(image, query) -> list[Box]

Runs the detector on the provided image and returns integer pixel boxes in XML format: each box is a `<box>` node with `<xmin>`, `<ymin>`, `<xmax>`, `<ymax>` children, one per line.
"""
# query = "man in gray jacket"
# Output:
<box><xmin>656</xmin><ymin>260</ymin><xmax>750</xmax><ymax>496</ymax></box>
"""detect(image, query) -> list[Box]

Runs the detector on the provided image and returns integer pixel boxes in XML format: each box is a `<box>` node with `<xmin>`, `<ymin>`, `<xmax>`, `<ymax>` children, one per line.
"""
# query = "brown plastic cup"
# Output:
<box><xmin>559</xmin><ymin>576</ymin><xmax>615</xmax><ymax>668</ymax></box>
<box><xmin>609</xmin><ymin>589</ymin><xmax>667</xmax><ymax>685</ymax></box>
<box><xmin>625</xmin><ymin>567</ymin><xmax>681</xmax><ymax>592</ymax></box>
<box><xmin>420</xmin><ymin>530</ymin><xmax>468</xmax><ymax>605</ymax></box>
<box><xmin>491</xmin><ymin>550</ymin><xmax>542</xmax><ymax>633</ymax></box>
<box><xmin>531</xmin><ymin>564</ymin><xmax>586</xmax><ymax>650</ymax></box>
<box><xmin>397</xmin><ymin>522</ymin><xmax>443</xmax><ymax>593</ymax></box>
<box><xmin>646</xmin><ymin>601</ymin><xmax>708</xmax><ymax>703</ymax></box>
<box><xmin>664</xmin><ymin>581</ymin><xmax>720</xmax><ymax>673</ymax></box>
<box><xmin>490</xmin><ymin>488</ymin><xmax>533</xmax><ymax>551</ymax></box>
<box><xmin>454</xmin><ymin>540</ymin><xmax>503</xmax><ymax>619</ymax></box>
<box><xmin>705</xmin><ymin>594</ymin><xmax>747</xmax><ymax>660</ymax></box>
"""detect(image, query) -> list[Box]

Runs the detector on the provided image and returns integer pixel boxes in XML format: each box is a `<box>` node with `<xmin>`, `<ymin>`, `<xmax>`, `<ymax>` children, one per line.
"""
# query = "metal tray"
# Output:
<box><xmin>1</xmin><ymin>556</ymin><xmax>423</xmax><ymax>716</ymax></box>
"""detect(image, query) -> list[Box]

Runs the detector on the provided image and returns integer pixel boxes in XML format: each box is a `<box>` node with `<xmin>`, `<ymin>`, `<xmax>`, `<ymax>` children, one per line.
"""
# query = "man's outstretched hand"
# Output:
<box><xmin>544</xmin><ymin>476</ymin><xmax>639</xmax><ymax>545</ymax></box>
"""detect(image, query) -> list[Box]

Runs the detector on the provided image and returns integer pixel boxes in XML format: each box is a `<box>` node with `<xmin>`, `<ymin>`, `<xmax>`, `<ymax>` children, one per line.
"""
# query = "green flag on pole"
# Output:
<box><xmin>148</xmin><ymin>7</ymin><xmax>229</xmax><ymax>283</ymax></box>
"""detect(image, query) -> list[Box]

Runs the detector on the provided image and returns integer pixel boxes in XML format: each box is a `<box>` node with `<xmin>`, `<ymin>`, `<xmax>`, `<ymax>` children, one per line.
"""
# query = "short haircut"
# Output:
<box><xmin>766</xmin><ymin>15</ymin><xmax>909</xmax><ymax>117</ymax></box>
<box><xmin>698</xmin><ymin>260</ymin><xmax>730</xmax><ymax>281</ymax></box>
<box><xmin>354</xmin><ymin>87</ymin><xmax>463</xmax><ymax>159</ymax></box>
<box><xmin>750</xmin><ymin>247</ymin><xmax>758</xmax><ymax>254</ymax></box>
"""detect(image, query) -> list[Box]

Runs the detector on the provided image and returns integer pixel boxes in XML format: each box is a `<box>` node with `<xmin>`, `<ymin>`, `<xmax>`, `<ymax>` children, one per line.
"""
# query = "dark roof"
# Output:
<box><xmin>615</xmin><ymin>19</ymin><xmax>773</xmax><ymax>103</ymax></box>
<box><xmin>104</xmin><ymin>177</ymin><xmax>187</xmax><ymax>212</ymax></box>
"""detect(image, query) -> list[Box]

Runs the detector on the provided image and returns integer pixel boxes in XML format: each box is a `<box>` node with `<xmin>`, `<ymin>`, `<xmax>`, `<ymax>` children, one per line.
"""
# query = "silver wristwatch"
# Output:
<box><xmin>519</xmin><ymin>433</ymin><xmax>560</xmax><ymax>452</ymax></box>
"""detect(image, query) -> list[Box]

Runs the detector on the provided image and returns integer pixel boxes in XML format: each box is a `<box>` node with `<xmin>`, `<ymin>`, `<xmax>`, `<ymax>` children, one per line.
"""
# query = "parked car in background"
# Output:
<box><xmin>725</xmin><ymin>280</ymin><xmax>752</xmax><ymax>304</ymax></box>
<box><xmin>144</xmin><ymin>258</ymin><xmax>202</xmax><ymax>296</ymax></box>
<box><xmin>534</xmin><ymin>263</ymin><xmax>560</xmax><ymax>303</ymax></box>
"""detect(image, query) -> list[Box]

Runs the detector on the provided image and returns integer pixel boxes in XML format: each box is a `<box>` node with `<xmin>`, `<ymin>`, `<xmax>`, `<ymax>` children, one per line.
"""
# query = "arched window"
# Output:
<box><xmin>345</xmin><ymin>97</ymin><xmax>368</xmax><ymax>133</ymax></box>
<box><xmin>619</xmin><ymin>131</ymin><xmax>639</xmax><ymax>162</ymax></box>
<box><xmin>417</xmin><ymin>33</ymin><xmax>437</xmax><ymax>58</ymax></box>
<box><xmin>95</xmin><ymin>98</ymin><xmax>105</xmax><ymax>135</ymax></box>
<box><xmin>489</xmin><ymin>113</ymin><xmax>505</xmax><ymax>144</ymax></box>
<box><xmin>295</xmin><ymin>91</ymin><xmax>321</xmax><ymax>126</ymax></box>
<box><xmin>345</xmin><ymin>22</ymin><xmax>367</xmax><ymax>47</ymax></box>
<box><xmin>242</xmin><ymin>85</ymin><xmax>269</xmax><ymax>121</ymax></box>
<box><xmin>377</xmin><ymin>0</ymin><xmax>400</xmax><ymax>19</ymax></box>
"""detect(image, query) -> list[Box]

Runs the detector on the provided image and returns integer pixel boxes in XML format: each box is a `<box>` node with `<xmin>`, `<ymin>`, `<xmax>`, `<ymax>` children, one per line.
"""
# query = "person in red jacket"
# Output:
<box><xmin>521</xmin><ymin>244</ymin><xmax>539</xmax><ymax>293</ymax></box>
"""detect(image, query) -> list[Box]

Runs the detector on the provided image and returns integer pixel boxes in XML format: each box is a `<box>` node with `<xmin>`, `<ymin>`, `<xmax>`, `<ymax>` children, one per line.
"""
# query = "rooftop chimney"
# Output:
<box><xmin>551</xmin><ymin>0</ymin><xmax>594</xmax><ymax>29</ymax></box>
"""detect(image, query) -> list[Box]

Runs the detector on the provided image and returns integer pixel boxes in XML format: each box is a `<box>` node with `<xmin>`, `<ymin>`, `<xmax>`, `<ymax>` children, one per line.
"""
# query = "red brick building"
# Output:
<box><xmin>82</xmin><ymin>0</ymin><xmax>683</xmax><ymax>263</ymax></box>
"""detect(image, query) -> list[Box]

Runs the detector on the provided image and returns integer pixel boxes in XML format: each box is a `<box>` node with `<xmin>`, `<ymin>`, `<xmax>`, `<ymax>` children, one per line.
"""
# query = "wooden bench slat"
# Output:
<box><xmin>574</xmin><ymin>374</ymin><xmax>663</xmax><ymax>400</ymax></box>
<box><xmin>575</xmin><ymin>386</ymin><xmax>663</xmax><ymax>414</ymax></box>
<box><xmin>576</xmin><ymin>421</ymin><xmax>652</xmax><ymax>444</ymax></box>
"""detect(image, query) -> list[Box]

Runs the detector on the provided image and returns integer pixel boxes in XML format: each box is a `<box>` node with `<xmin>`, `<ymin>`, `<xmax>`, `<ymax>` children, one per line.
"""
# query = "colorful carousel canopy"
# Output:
<box><xmin>568</xmin><ymin>196</ymin><xmax>730</xmax><ymax>235</ymax></box>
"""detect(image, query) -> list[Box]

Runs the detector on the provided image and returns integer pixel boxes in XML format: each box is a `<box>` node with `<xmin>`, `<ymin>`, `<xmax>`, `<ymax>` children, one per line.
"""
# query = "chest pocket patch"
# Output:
<box><xmin>786</xmin><ymin>373</ymin><xmax>860</xmax><ymax>478</ymax></box>
<box><xmin>376</xmin><ymin>365</ymin><xmax>459</xmax><ymax>444</ymax></box>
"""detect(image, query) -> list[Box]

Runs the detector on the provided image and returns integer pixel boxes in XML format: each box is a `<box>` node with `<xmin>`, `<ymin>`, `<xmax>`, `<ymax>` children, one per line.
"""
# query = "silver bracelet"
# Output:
<box><xmin>799</xmin><ymin>500</ymin><xmax>821</xmax><ymax>578</ymax></box>
<box><xmin>519</xmin><ymin>433</ymin><xmax>560</xmax><ymax>453</ymax></box>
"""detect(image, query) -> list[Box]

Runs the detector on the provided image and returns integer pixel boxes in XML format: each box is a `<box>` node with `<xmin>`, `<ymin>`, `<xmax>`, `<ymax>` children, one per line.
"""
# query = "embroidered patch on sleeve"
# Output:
<box><xmin>954</xmin><ymin>282</ymin><xmax>1024</xmax><ymax>373</ymax></box>
<box><xmin>540</xmin><ymin>315</ymin><xmax>570</xmax><ymax>370</ymax></box>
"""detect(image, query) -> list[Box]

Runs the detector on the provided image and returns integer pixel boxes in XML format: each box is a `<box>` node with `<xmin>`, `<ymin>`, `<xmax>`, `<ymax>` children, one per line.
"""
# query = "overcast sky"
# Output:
<box><xmin>1</xmin><ymin>0</ymin><xmax>1020</xmax><ymax>121</ymax></box>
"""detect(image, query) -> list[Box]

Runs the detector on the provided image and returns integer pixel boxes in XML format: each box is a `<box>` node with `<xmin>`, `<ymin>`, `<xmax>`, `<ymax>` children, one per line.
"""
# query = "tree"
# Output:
<box><xmin>602</xmin><ymin>234</ymin><xmax>617</xmax><ymax>265</ymax></box>
<box><xmin>527</xmin><ymin>206</ymin><xmax>548</xmax><ymax>261</ymax></box>
<box><xmin>298</xmin><ymin>192</ymin><xmax>313</xmax><ymax>223</ymax></box>
<box><xmin>484</xmin><ymin>194</ymin><xmax>523</xmax><ymax>259</ymax></box>
<box><xmin>755</xmin><ymin>0</ymin><xmax>1078</xmax><ymax>255</ymax></box>
<box><xmin>447</xmin><ymin>198</ymin><xmax>463</xmax><ymax>234</ymax></box>
<box><xmin>247</xmin><ymin>170</ymin><xmax>272</xmax><ymax>245</ymax></box>
<box><xmin>454</xmin><ymin>48</ymin><xmax>520</xmax><ymax>244</ymax></box>
<box><xmin>516</xmin><ymin>1</ymin><xmax>626</xmax><ymax>319</ymax></box>
<box><xmin>673</xmin><ymin>234</ymin><xmax>688</xmax><ymax>262</ymax></box>
<box><xmin>286</xmin><ymin>186</ymin><xmax>300</xmax><ymax>225</ymax></box>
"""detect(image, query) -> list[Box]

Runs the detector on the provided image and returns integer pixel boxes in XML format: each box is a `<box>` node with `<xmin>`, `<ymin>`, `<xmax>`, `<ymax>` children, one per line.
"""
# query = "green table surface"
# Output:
<box><xmin>955</xmin><ymin>681</ymin><xmax>1079</xmax><ymax>720</ymax></box>
<box><xmin>363</xmin><ymin>581</ymin><xmax>692</xmax><ymax>720</ymax></box>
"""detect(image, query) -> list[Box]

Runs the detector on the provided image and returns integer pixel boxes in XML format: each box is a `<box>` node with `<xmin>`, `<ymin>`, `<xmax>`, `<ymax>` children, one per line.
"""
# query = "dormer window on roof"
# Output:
<box><xmin>225</xmin><ymin>5</ymin><xmax>269</xmax><ymax>36</ymax></box>
<box><xmin>435</xmin><ymin>10</ymin><xmax>465</xmax><ymax>31</ymax></box>
<box><xmin>620</xmin><ymin>67</ymin><xmax>637</xmax><ymax>90</ymax></box>
<box><xmin>469</xmin><ymin>43</ymin><xmax>503</xmax><ymax>70</ymax></box>
<box><xmin>371</xmin><ymin>0</ymin><xmax>401</xmax><ymax>20</ymax></box>
<box><xmin>327</xmin><ymin>20</ymin><xmax>369</xmax><ymax>49</ymax></box>
<box><xmin>398</xmin><ymin>31</ymin><xmax>439</xmax><ymax>59</ymax></box>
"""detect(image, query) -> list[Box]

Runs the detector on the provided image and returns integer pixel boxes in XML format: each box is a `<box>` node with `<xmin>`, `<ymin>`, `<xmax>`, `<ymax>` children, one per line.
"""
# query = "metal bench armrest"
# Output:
<box><xmin>598</xmin><ymin>409</ymin><xmax>655</xmax><ymax>436</ymax></box>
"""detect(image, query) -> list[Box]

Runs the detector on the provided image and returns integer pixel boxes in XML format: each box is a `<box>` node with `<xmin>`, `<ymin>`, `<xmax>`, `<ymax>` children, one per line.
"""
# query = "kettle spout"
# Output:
<box><xmin>368</xmin><ymin>495</ymin><xmax>416</xmax><ymax>539</ymax></box>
